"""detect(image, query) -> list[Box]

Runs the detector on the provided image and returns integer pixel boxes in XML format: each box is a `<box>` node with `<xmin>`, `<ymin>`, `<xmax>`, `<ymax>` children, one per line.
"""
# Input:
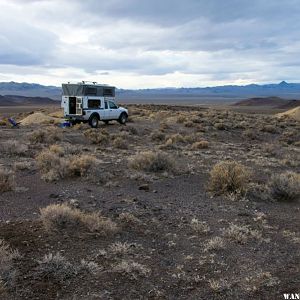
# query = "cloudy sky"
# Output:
<box><xmin>0</xmin><ymin>0</ymin><xmax>299</xmax><ymax>88</ymax></box>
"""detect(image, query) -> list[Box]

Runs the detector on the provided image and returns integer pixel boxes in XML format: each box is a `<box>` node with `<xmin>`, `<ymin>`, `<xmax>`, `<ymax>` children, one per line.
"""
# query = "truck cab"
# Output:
<box><xmin>61</xmin><ymin>82</ymin><xmax>128</xmax><ymax>128</ymax></box>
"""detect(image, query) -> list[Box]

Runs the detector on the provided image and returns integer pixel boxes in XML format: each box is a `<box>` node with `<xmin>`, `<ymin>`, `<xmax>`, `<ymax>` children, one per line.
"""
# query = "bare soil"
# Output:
<box><xmin>0</xmin><ymin>104</ymin><xmax>299</xmax><ymax>299</ymax></box>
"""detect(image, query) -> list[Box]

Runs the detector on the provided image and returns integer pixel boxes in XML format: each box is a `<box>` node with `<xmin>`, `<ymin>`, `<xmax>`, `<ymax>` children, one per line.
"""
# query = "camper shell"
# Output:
<box><xmin>61</xmin><ymin>82</ymin><xmax>128</xmax><ymax>128</ymax></box>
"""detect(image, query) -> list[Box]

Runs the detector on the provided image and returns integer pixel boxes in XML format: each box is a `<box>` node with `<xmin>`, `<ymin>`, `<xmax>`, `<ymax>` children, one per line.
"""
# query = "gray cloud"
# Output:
<box><xmin>0</xmin><ymin>0</ymin><xmax>299</xmax><ymax>87</ymax></box>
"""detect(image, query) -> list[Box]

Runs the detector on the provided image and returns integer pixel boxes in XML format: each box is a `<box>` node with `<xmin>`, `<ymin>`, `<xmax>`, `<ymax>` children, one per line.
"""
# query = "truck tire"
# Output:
<box><xmin>118</xmin><ymin>113</ymin><xmax>128</xmax><ymax>125</ymax></box>
<box><xmin>89</xmin><ymin>114</ymin><xmax>99</xmax><ymax>128</ymax></box>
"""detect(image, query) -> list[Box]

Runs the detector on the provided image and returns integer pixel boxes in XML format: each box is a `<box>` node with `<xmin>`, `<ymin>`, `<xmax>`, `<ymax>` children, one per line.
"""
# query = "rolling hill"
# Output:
<box><xmin>233</xmin><ymin>96</ymin><xmax>300</xmax><ymax>109</ymax></box>
<box><xmin>0</xmin><ymin>95</ymin><xmax>57</xmax><ymax>106</ymax></box>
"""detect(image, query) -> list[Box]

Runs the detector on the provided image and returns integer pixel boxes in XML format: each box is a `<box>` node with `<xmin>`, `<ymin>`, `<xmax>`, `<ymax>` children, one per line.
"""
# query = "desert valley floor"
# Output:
<box><xmin>0</xmin><ymin>104</ymin><xmax>299</xmax><ymax>299</ymax></box>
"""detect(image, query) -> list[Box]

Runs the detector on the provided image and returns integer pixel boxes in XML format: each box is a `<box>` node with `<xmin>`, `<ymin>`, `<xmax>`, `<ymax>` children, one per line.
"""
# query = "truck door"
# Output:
<box><xmin>108</xmin><ymin>100</ymin><xmax>119</xmax><ymax>119</ymax></box>
<box><xmin>102</xmin><ymin>100</ymin><xmax>109</xmax><ymax>120</ymax></box>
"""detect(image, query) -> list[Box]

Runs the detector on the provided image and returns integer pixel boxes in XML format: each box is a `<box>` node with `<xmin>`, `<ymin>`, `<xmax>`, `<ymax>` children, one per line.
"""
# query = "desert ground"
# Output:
<box><xmin>0</xmin><ymin>103</ymin><xmax>299</xmax><ymax>299</ymax></box>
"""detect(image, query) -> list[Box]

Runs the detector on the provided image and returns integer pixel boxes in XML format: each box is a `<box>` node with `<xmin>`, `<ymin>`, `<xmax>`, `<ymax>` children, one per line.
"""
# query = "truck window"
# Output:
<box><xmin>88</xmin><ymin>99</ymin><xmax>101</xmax><ymax>109</ymax></box>
<box><xmin>104</xmin><ymin>101</ymin><xmax>108</xmax><ymax>109</ymax></box>
<box><xmin>109</xmin><ymin>101</ymin><xmax>118</xmax><ymax>109</ymax></box>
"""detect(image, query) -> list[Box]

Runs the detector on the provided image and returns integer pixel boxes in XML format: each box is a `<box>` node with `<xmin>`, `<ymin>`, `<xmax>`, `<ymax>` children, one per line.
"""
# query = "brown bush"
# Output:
<box><xmin>28</xmin><ymin>128</ymin><xmax>62</xmax><ymax>144</ymax></box>
<box><xmin>14</xmin><ymin>161</ymin><xmax>32</xmax><ymax>171</ymax></box>
<box><xmin>49</xmin><ymin>144</ymin><xmax>64</xmax><ymax>156</ymax></box>
<box><xmin>68</xmin><ymin>155</ymin><xmax>97</xmax><ymax>177</ymax></box>
<box><xmin>150</xmin><ymin>130</ymin><xmax>166</xmax><ymax>142</ymax></box>
<box><xmin>214</xmin><ymin>122</ymin><xmax>227</xmax><ymax>130</ymax></box>
<box><xmin>113</xmin><ymin>260</ymin><xmax>150</xmax><ymax>279</ymax></box>
<box><xmin>268</xmin><ymin>171</ymin><xmax>300</xmax><ymax>201</ymax></box>
<box><xmin>118</xmin><ymin>212</ymin><xmax>141</xmax><ymax>227</ymax></box>
<box><xmin>261</xmin><ymin>125</ymin><xmax>278</xmax><ymax>134</ymax></box>
<box><xmin>129</xmin><ymin>151</ymin><xmax>176</xmax><ymax>173</ymax></box>
<box><xmin>208</xmin><ymin>161</ymin><xmax>251</xmax><ymax>194</ymax></box>
<box><xmin>0</xmin><ymin>168</ymin><xmax>14</xmax><ymax>193</ymax></box>
<box><xmin>223</xmin><ymin>224</ymin><xmax>262</xmax><ymax>244</ymax></box>
<box><xmin>191</xmin><ymin>140</ymin><xmax>209</xmax><ymax>150</ymax></box>
<box><xmin>84</xmin><ymin>129</ymin><xmax>109</xmax><ymax>145</ymax></box>
<box><xmin>0</xmin><ymin>239</ymin><xmax>20</xmax><ymax>288</ymax></box>
<box><xmin>40</xmin><ymin>203</ymin><xmax>117</xmax><ymax>235</ymax></box>
<box><xmin>177</xmin><ymin>115</ymin><xmax>187</xmax><ymax>123</ymax></box>
<box><xmin>184</xmin><ymin>121</ymin><xmax>194</xmax><ymax>128</ymax></box>
<box><xmin>0</xmin><ymin>119</ymin><xmax>7</xmax><ymax>126</ymax></box>
<box><xmin>36</xmin><ymin>252</ymin><xmax>100</xmax><ymax>281</ymax></box>
<box><xmin>0</xmin><ymin>140</ymin><xmax>28</xmax><ymax>156</ymax></box>
<box><xmin>112</xmin><ymin>137</ymin><xmax>128</xmax><ymax>149</ymax></box>
<box><xmin>36</xmin><ymin>148</ymin><xmax>97</xmax><ymax>181</ymax></box>
<box><xmin>242</xmin><ymin>129</ymin><xmax>258</xmax><ymax>140</ymax></box>
<box><xmin>36</xmin><ymin>150</ymin><xmax>67</xmax><ymax>181</ymax></box>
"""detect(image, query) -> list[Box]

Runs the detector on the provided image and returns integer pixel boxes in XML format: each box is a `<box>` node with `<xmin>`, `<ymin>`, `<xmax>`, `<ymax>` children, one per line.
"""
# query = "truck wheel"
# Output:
<box><xmin>118</xmin><ymin>113</ymin><xmax>128</xmax><ymax>125</ymax></box>
<box><xmin>89</xmin><ymin>115</ymin><xmax>99</xmax><ymax>128</ymax></box>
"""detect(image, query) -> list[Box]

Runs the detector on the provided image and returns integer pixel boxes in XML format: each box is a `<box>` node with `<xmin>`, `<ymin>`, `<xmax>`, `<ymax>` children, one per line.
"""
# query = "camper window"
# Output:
<box><xmin>85</xmin><ymin>87</ymin><xmax>97</xmax><ymax>96</ymax></box>
<box><xmin>88</xmin><ymin>99</ymin><xmax>101</xmax><ymax>109</ymax></box>
<box><xmin>103</xmin><ymin>88</ymin><xmax>113</xmax><ymax>97</ymax></box>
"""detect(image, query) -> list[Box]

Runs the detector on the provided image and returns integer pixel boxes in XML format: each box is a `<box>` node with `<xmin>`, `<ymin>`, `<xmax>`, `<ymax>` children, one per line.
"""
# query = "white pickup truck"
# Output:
<box><xmin>61</xmin><ymin>82</ymin><xmax>128</xmax><ymax>128</ymax></box>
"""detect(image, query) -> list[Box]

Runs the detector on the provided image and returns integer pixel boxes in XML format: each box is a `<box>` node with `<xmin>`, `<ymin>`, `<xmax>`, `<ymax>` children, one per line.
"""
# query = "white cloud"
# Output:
<box><xmin>0</xmin><ymin>0</ymin><xmax>299</xmax><ymax>88</ymax></box>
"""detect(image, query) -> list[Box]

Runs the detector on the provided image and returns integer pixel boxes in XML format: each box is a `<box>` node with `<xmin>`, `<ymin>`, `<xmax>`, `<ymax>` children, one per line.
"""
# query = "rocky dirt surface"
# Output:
<box><xmin>0</xmin><ymin>104</ymin><xmax>299</xmax><ymax>299</ymax></box>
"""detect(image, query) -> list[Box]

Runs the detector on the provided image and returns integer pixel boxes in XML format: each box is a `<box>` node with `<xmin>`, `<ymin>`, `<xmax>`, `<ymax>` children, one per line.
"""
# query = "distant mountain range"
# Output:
<box><xmin>0</xmin><ymin>81</ymin><xmax>300</xmax><ymax>104</ymax></box>
<box><xmin>0</xmin><ymin>82</ymin><xmax>61</xmax><ymax>99</ymax></box>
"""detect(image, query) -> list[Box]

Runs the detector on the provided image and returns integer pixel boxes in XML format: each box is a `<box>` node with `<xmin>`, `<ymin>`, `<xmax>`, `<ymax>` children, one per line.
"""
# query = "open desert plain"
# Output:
<box><xmin>0</xmin><ymin>103</ymin><xmax>299</xmax><ymax>299</ymax></box>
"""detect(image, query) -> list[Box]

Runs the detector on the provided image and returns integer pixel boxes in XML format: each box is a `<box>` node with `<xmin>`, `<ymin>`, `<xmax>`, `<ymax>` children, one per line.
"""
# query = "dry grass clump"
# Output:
<box><xmin>160</xmin><ymin>133</ymin><xmax>189</xmax><ymax>149</ymax></box>
<box><xmin>223</xmin><ymin>224</ymin><xmax>262</xmax><ymax>244</ymax></box>
<box><xmin>0</xmin><ymin>239</ymin><xmax>20</xmax><ymax>288</ymax></box>
<box><xmin>204</xmin><ymin>236</ymin><xmax>226</xmax><ymax>252</ymax></box>
<box><xmin>150</xmin><ymin>130</ymin><xmax>166</xmax><ymax>142</ymax></box>
<box><xmin>112</xmin><ymin>136</ymin><xmax>128</xmax><ymax>149</ymax></box>
<box><xmin>108</xmin><ymin>242</ymin><xmax>138</xmax><ymax>257</ymax></box>
<box><xmin>184</xmin><ymin>121</ymin><xmax>195</xmax><ymax>128</ymax></box>
<box><xmin>190</xmin><ymin>218</ymin><xmax>210</xmax><ymax>234</ymax></box>
<box><xmin>0</xmin><ymin>119</ymin><xmax>8</xmax><ymax>126</ymax></box>
<box><xmin>37</xmin><ymin>253</ymin><xmax>77</xmax><ymax>280</ymax></box>
<box><xmin>49</xmin><ymin>144</ymin><xmax>64</xmax><ymax>156</ymax></box>
<box><xmin>261</xmin><ymin>124</ymin><xmax>278</xmax><ymax>134</ymax></box>
<box><xmin>242</xmin><ymin>129</ymin><xmax>258</xmax><ymax>140</ymax></box>
<box><xmin>14</xmin><ymin>161</ymin><xmax>32</xmax><ymax>171</ymax></box>
<box><xmin>72</xmin><ymin>122</ymin><xmax>87</xmax><ymax>130</ymax></box>
<box><xmin>177</xmin><ymin>115</ymin><xmax>187</xmax><ymax>123</ymax></box>
<box><xmin>84</xmin><ymin>129</ymin><xmax>109</xmax><ymax>145</ymax></box>
<box><xmin>121</xmin><ymin>125</ymin><xmax>138</xmax><ymax>135</ymax></box>
<box><xmin>214</xmin><ymin>122</ymin><xmax>227</xmax><ymax>130</ymax></box>
<box><xmin>118</xmin><ymin>212</ymin><xmax>141</xmax><ymax>227</ymax></box>
<box><xmin>68</xmin><ymin>155</ymin><xmax>97</xmax><ymax>177</ymax></box>
<box><xmin>40</xmin><ymin>203</ymin><xmax>117</xmax><ymax>235</ymax></box>
<box><xmin>242</xmin><ymin>271</ymin><xmax>280</xmax><ymax>291</ymax></box>
<box><xmin>268</xmin><ymin>171</ymin><xmax>300</xmax><ymax>201</ymax></box>
<box><xmin>28</xmin><ymin>128</ymin><xmax>62</xmax><ymax>144</ymax></box>
<box><xmin>113</xmin><ymin>260</ymin><xmax>150</xmax><ymax>279</ymax></box>
<box><xmin>36</xmin><ymin>150</ymin><xmax>68</xmax><ymax>181</ymax></box>
<box><xmin>0</xmin><ymin>168</ymin><xmax>14</xmax><ymax>193</ymax></box>
<box><xmin>0</xmin><ymin>140</ymin><xmax>28</xmax><ymax>156</ymax></box>
<box><xmin>191</xmin><ymin>140</ymin><xmax>209</xmax><ymax>150</ymax></box>
<box><xmin>129</xmin><ymin>151</ymin><xmax>176</xmax><ymax>173</ymax></box>
<box><xmin>208</xmin><ymin>278</ymin><xmax>231</xmax><ymax>292</ymax></box>
<box><xmin>208</xmin><ymin>161</ymin><xmax>251</xmax><ymax>194</ymax></box>
<box><xmin>36</xmin><ymin>252</ymin><xmax>100</xmax><ymax>281</ymax></box>
<box><xmin>36</xmin><ymin>148</ymin><xmax>97</xmax><ymax>181</ymax></box>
